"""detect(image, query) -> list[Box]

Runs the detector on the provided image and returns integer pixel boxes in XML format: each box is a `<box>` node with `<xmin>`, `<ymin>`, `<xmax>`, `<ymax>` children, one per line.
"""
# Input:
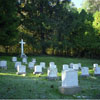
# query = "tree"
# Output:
<box><xmin>93</xmin><ymin>11</ymin><xmax>100</xmax><ymax>34</ymax></box>
<box><xmin>0</xmin><ymin>0</ymin><xmax>19</xmax><ymax>53</ymax></box>
<box><xmin>82</xmin><ymin>0</ymin><xmax>100</xmax><ymax>13</ymax></box>
<box><xmin>21</xmin><ymin>0</ymin><xmax>71</xmax><ymax>54</ymax></box>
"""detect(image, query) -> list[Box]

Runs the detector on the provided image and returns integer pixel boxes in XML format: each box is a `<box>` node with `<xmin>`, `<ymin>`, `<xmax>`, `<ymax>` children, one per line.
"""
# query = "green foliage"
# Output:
<box><xmin>0</xmin><ymin>0</ymin><xmax>100</xmax><ymax>58</ymax></box>
<box><xmin>82</xmin><ymin>0</ymin><xmax>100</xmax><ymax>13</ymax></box>
<box><xmin>93</xmin><ymin>11</ymin><xmax>100</xmax><ymax>33</ymax></box>
<box><xmin>0</xmin><ymin>0</ymin><xmax>19</xmax><ymax>46</ymax></box>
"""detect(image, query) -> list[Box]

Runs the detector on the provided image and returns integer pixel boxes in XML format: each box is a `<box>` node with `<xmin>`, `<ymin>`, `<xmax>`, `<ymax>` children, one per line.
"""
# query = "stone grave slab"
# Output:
<box><xmin>59</xmin><ymin>69</ymin><xmax>81</xmax><ymax>95</ymax></box>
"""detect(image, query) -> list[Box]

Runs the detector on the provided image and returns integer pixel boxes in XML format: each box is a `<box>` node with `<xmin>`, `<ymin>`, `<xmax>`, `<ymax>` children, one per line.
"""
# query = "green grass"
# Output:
<box><xmin>0</xmin><ymin>56</ymin><xmax>100</xmax><ymax>99</ymax></box>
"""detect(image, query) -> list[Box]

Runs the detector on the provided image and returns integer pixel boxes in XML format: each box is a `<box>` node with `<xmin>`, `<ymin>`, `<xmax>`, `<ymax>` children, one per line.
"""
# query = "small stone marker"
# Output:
<box><xmin>12</xmin><ymin>57</ymin><xmax>17</xmax><ymax>62</ymax></box>
<box><xmin>73</xmin><ymin>64</ymin><xmax>79</xmax><ymax>70</ymax></box>
<box><xmin>47</xmin><ymin>65</ymin><xmax>58</xmax><ymax>80</ymax></box>
<box><xmin>63</xmin><ymin>64</ymin><xmax>69</xmax><ymax>70</ymax></box>
<box><xmin>70</xmin><ymin>63</ymin><xmax>74</xmax><ymax>68</ymax></box>
<box><xmin>28</xmin><ymin>62</ymin><xmax>35</xmax><ymax>69</ymax></box>
<box><xmin>93</xmin><ymin>64</ymin><xmax>100</xmax><ymax>76</ymax></box>
<box><xmin>0</xmin><ymin>60</ymin><xmax>7</xmax><ymax>69</ymax></box>
<box><xmin>15</xmin><ymin>62</ymin><xmax>21</xmax><ymax>69</ymax></box>
<box><xmin>32</xmin><ymin>58</ymin><xmax>36</xmax><ymax>64</ymax></box>
<box><xmin>78</xmin><ymin>63</ymin><xmax>81</xmax><ymax>69</ymax></box>
<box><xmin>40</xmin><ymin>62</ymin><xmax>46</xmax><ymax>69</ymax></box>
<box><xmin>59</xmin><ymin>69</ymin><xmax>81</xmax><ymax>95</ymax></box>
<box><xmin>33</xmin><ymin>65</ymin><xmax>43</xmax><ymax>74</ymax></box>
<box><xmin>93</xmin><ymin>64</ymin><xmax>98</xmax><ymax>68</ymax></box>
<box><xmin>22</xmin><ymin>57</ymin><xmax>27</xmax><ymax>64</ymax></box>
<box><xmin>16</xmin><ymin>65</ymin><xmax>26</xmax><ymax>76</ymax></box>
<box><xmin>49</xmin><ymin>62</ymin><xmax>55</xmax><ymax>67</ymax></box>
<box><xmin>81</xmin><ymin>67</ymin><xmax>89</xmax><ymax>76</ymax></box>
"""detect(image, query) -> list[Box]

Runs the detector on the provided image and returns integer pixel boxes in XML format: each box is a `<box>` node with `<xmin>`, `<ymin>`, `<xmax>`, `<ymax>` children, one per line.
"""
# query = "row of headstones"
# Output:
<box><xmin>63</xmin><ymin>63</ymin><xmax>100</xmax><ymax>76</ymax></box>
<box><xmin>0</xmin><ymin>57</ymin><xmax>100</xmax><ymax>76</ymax></box>
<box><xmin>0</xmin><ymin>59</ymin><xmax>100</xmax><ymax>95</ymax></box>
<box><xmin>12</xmin><ymin>56</ymin><xmax>100</xmax><ymax>76</ymax></box>
<box><xmin>12</xmin><ymin>57</ymin><xmax>100</xmax><ymax>76</ymax></box>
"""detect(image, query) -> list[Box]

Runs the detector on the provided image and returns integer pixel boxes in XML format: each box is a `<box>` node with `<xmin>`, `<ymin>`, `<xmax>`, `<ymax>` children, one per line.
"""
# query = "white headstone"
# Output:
<box><xmin>63</xmin><ymin>64</ymin><xmax>69</xmax><ymax>70</ymax></box>
<box><xmin>49</xmin><ymin>62</ymin><xmax>55</xmax><ymax>67</ymax></box>
<box><xmin>33</xmin><ymin>65</ymin><xmax>42</xmax><ymax>74</ymax></box>
<box><xmin>22</xmin><ymin>57</ymin><xmax>27</xmax><ymax>64</ymax></box>
<box><xmin>28</xmin><ymin>62</ymin><xmax>35</xmax><ymax>69</ymax></box>
<box><xmin>81</xmin><ymin>67</ymin><xmax>89</xmax><ymax>76</ymax></box>
<box><xmin>73</xmin><ymin>64</ymin><xmax>79</xmax><ymax>70</ymax></box>
<box><xmin>93</xmin><ymin>64</ymin><xmax>98</xmax><ymax>68</ymax></box>
<box><xmin>94</xmin><ymin>66</ymin><xmax>100</xmax><ymax>75</ymax></box>
<box><xmin>78</xmin><ymin>63</ymin><xmax>81</xmax><ymax>69</ymax></box>
<box><xmin>62</xmin><ymin>69</ymin><xmax>78</xmax><ymax>87</ymax></box>
<box><xmin>17</xmin><ymin>65</ymin><xmax>26</xmax><ymax>75</ymax></box>
<box><xmin>15</xmin><ymin>62</ymin><xmax>21</xmax><ymax>69</ymax></box>
<box><xmin>32</xmin><ymin>58</ymin><xmax>36</xmax><ymax>64</ymax></box>
<box><xmin>12</xmin><ymin>57</ymin><xmax>17</xmax><ymax>62</ymax></box>
<box><xmin>47</xmin><ymin>65</ymin><xmax>58</xmax><ymax>77</ymax></box>
<box><xmin>70</xmin><ymin>63</ymin><xmax>74</xmax><ymax>68</ymax></box>
<box><xmin>0</xmin><ymin>60</ymin><xmax>7</xmax><ymax>69</ymax></box>
<box><xmin>40</xmin><ymin>62</ymin><xmax>46</xmax><ymax>69</ymax></box>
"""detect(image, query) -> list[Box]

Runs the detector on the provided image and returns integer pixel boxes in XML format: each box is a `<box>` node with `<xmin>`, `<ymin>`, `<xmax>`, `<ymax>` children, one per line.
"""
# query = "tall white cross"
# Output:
<box><xmin>19</xmin><ymin>39</ymin><xmax>25</xmax><ymax>57</ymax></box>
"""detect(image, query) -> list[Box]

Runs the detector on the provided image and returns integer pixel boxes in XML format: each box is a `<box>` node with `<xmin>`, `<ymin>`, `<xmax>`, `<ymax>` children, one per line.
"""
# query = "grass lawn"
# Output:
<box><xmin>0</xmin><ymin>56</ymin><xmax>100</xmax><ymax>99</ymax></box>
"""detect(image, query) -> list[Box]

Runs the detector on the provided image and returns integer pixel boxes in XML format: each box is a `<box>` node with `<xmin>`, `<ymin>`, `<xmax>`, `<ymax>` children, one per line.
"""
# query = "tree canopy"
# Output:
<box><xmin>0</xmin><ymin>0</ymin><xmax>100</xmax><ymax>58</ymax></box>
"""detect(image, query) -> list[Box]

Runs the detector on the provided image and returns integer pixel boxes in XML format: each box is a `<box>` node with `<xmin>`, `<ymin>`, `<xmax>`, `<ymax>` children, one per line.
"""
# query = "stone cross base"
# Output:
<box><xmin>16</xmin><ymin>72</ymin><xmax>26</xmax><ymax>76</ymax></box>
<box><xmin>33</xmin><ymin>72</ymin><xmax>43</xmax><ymax>75</ymax></box>
<box><xmin>46</xmin><ymin>76</ymin><xmax>59</xmax><ymax>80</ymax></box>
<box><xmin>21</xmin><ymin>54</ymin><xmax>27</xmax><ymax>58</ymax></box>
<box><xmin>59</xmin><ymin>86</ymin><xmax>81</xmax><ymax>95</ymax></box>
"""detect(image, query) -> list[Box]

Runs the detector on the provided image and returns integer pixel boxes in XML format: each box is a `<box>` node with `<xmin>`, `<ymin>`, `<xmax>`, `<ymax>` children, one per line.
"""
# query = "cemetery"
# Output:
<box><xmin>0</xmin><ymin>56</ymin><xmax>100</xmax><ymax>99</ymax></box>
<box><xmin>0</xmin><ymin>0</ymin><xmax>100</xmax><ymax>99</ymax></box>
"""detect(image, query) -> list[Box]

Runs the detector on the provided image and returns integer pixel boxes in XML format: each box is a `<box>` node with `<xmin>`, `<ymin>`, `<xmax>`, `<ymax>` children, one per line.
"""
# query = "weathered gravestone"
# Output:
<box><xmin>0</xmin><ymin>60</ymin><xmax>7</xmax><ymax>69</ymax></box>
<box><xmin>81</xmin><ymin>67</ymin><xmax>89</xmax><ymax>77</ymax></box>
<box><xmin>63</xmin><ymin>64</ymin><xmax>69</xmax><ymax>71</ymax></box>
<box><xmin>93</xmin><ymin>64</ymin><xmax>98</xmax><ymax>68</ymax></box>
<box><xmin>73</xmin><ymin>64</ymin><xmax>80</xmax><ymax>70</ymax></box>
<box><xmin>15</xmin><ymin>62</ymin><xmax>21</xmax><ymax>69</ymax></box>
<box><xmin>78</xmin><ymin>63</ymin><xmax>81</xmax><ymax>69</ymax></box>
<box><xmin>16</xmin><ymin>65</ymin><xmax>26</xmax><ymax>76</ymax></box>
<box><xmin>93</xmin><ymin>64</ymin><xmax>100</xmax><ymax>76</ymax></box>
<box><xmin>33</xmin><ymin>65</ymin><xmax>43</xmax><ymax>74</ymax></box>
<box><xmin>32</xmin><ymin>58</ymin><xmax>36</xmax><ymax>64</ymax></box>
<box><xmin>59</xmin><ymin>69</ymin><xmax>81</xmax><ymax>95</ymax></box>
<box><xmin>28</xmin><ymin>62</ymin><xmax>35</xmax><ymax>69</ymax></box>
<box><xmin>12</xmin><ymin>57</ymin><xmax>17</xmax><ymax>62</ymax></box>
<box><xmin>40</xmin><ymin>62</ymin><xmax>46</xmax><ymax>69</ymax></box>
<box><xmin>70</xmin><ymin>63</ymin><xmax>74</xmax><ymax>68</ymax></box>
<box><xmin>22</xmin><ymin>57</ymin><xmax>27</xmax><ymax>64</ymax></box>
<box><xmin>47</xmin><ymin>64</ymin><xmax>58</xmax><ymax>80</ymax></box>
<box><xmin>49</xmin><ymin>62</ymin><xmax>55</xmax><ymax>67</ymax></box>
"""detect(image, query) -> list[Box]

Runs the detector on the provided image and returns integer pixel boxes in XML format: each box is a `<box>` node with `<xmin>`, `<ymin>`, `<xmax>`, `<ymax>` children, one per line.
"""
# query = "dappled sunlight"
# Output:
<box><xmin>90</xmin><ymin>76</ymin><xmax>97</xmax><ymax>80</ymax></box>
<box><xmin>57</xmin><ymin>72</ymin><xmax>61</xmax><ymax>77</ymax></box>
<box><xmin>78</xmin><ymin>71</ymin><xmax>81</xmax><ymax>75</ymax></box>
<box><xmin>0</xmin><ymin>72</ymin><xmax>28</xmax><ymax>77</ymax></box>
<box><xmin>0</xmin><ymin>72</ymin><xmax>17</xmax><ymax>76</ymax></box>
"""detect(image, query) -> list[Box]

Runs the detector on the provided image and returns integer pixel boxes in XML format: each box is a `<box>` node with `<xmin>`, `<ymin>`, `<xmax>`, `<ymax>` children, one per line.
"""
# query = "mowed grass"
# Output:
<box><xmin>0</xmin><ymin>56</ymin><xmax>100</xmax><ymax>99</ymax></box>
